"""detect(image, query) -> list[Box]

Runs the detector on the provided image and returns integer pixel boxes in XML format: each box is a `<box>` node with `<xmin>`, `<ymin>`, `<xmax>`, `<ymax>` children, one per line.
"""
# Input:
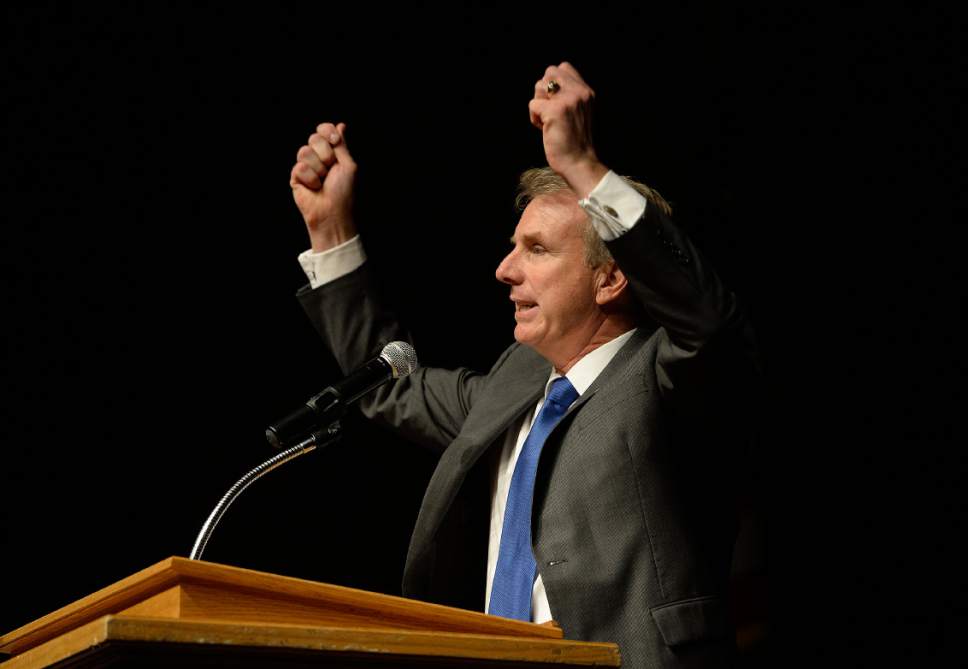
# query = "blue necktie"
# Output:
<box><xmin>489</xmin><ymin>376</ymin><xmax>579</xmax><ymax>620</ymax></box>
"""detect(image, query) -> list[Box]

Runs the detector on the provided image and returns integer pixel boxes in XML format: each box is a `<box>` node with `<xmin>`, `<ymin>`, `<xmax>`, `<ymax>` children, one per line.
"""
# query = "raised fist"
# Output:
<box><xmin>528</xmin><ymin>63</ymin><xmax>608</xmax><ymax>197</ymax></box>
<box><xmin>290</xmin><ymin>122</ymin><xmax>358</xmax><ymax>252</ymax></box>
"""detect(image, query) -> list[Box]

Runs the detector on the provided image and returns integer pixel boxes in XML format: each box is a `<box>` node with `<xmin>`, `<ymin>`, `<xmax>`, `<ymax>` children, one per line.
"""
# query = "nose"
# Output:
<box><xmin>495</xmin><ymin>248</ymin><xmax>520</xmax><ymax>285</ymax></box>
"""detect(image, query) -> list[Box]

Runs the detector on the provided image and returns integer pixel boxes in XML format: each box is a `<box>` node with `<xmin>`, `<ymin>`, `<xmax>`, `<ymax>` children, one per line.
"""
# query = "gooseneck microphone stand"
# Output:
<box><xmin>189</xmin><ymin>422</ymin><xmax>342</xmax><ymax>561</ymax></box>
<box><xmin>188</xmin><ymin>342</ymin><xmax>418</xmax><ymax>561</ymax></box>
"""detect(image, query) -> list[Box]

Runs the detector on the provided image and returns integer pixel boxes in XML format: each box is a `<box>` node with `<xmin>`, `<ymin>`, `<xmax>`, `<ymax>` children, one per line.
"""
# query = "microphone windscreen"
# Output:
<box><xmin>380</xmin><ymin>341</ymin><xmax>418</xmax><ymax>378</ymax></box>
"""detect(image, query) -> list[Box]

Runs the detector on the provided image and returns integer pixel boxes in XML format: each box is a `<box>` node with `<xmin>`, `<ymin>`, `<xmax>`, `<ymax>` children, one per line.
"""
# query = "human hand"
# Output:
<box><xmin>290</xmin><ymin>122</ymin><xmax>358</xmax><ymax>252</ymax></box>
<box><xmin>528</xmin><ymin>63</ymin><xmax>609</xmax><ymax>198</ymax></box>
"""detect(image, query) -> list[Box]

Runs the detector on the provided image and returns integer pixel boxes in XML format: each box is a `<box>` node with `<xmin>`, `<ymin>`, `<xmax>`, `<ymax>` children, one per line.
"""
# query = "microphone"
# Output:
<box><xmin>266</xmin><ymin>341</ymin><xmax>418</xmax><ymax>449</ymax></box>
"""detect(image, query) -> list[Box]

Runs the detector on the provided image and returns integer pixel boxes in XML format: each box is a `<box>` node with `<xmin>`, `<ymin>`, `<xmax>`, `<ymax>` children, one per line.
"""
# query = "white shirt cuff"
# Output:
<box><xmin>578</xmin><ymin>170</ymin><xmax>648</xmax><ymax>241</ymax></box>
<box><xmin>297</xmin><ymin>235</ymin><xmax>367</xmax><ymax>289</ymax></box>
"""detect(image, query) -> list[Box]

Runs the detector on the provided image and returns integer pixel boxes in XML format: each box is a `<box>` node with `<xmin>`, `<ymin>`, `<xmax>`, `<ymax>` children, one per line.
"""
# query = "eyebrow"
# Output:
<box><xmin>510</xmin><ymin>232</ymin><xmax>542</xmax><ymax>246</ymax></box>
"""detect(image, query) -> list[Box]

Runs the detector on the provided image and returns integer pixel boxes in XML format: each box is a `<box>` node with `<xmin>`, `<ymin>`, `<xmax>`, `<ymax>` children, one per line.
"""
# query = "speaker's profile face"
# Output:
<box><xmin>494</xmin><ymin>193</ymin><xmax>602</xmax><ymax>365</ymax></box>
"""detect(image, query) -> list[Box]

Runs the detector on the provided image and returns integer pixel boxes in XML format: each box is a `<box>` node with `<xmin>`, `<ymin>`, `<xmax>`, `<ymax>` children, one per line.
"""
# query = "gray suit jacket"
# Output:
<box><xmin>297</xmin><ymin>202</ymin><xmax>758</xmax><ymax>668</ymax></box>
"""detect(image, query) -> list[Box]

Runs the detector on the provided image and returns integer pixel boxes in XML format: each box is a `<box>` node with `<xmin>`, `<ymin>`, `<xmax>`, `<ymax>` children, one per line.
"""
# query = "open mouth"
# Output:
<box><xmin>515</xmin><ymin>302</ymin><xmax>537</xmax><ymax>313</ymax></box>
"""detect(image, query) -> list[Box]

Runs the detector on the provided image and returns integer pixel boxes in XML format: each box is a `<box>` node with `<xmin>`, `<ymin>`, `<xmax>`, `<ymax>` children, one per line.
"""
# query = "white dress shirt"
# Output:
<box><xmin>298</xmin><ymin>170</ymin><xmax>648</xmax><ymax>621</ymax></box>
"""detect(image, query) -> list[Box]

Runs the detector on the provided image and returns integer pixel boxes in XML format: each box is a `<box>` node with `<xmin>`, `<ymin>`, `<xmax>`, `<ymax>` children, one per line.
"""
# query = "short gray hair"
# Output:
<box><xmin>515</xmin><ymin>167</ymin><xmax>673</xmax><ymax>268</ymax></box>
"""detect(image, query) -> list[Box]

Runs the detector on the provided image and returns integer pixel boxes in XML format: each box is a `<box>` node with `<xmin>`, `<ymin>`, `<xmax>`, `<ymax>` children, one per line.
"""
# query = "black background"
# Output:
<box><xmin>3</xmin><ymin>3</ymin><xmax>964</xmax><ymax>662</ymax></box>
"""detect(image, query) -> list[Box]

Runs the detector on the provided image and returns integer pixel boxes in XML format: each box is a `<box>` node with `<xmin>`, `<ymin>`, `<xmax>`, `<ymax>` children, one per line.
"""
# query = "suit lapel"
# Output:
<box><xmin>411</xmin><ymin>346</ymin><xmax>549</xmax><ymax>547</ymax></box>
<box><xmin>562</xmin><ymin>327</ymin><xmax>652</xmax><ymax>421</ymax></box>
<box><xmin>456</xmin><ymin>355</ymin><xmax>549</xmax><ymax>469</ymax></box>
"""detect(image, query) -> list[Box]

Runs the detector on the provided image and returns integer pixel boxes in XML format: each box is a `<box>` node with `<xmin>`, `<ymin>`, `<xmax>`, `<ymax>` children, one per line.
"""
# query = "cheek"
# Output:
<box><xmin>555</xmin><ymin>281</ymin><xmax>598</xmax><ymax>320</ymax></box>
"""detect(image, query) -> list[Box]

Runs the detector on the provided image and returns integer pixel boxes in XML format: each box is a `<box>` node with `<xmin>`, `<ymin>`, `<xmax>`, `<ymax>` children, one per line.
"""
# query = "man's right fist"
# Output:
<box><xmin>290</xmin><ymin>121</ymin><xmax>358</xmax><ymax>252</ymax></box>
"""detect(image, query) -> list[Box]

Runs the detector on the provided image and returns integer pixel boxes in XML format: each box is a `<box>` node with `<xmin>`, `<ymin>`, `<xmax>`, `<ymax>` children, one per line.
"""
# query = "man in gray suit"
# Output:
<box><xmin>289</xmin><ymin>62</ymin><xmax>758</xmax><ymax>668</ymax></box>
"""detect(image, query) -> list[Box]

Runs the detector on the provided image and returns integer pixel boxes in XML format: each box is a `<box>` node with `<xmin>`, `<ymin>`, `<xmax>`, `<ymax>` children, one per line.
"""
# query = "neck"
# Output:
<box><xmin>553</xmin><ymin>313</ymin><xmax>636</xmax><ymax>375</ymax></box>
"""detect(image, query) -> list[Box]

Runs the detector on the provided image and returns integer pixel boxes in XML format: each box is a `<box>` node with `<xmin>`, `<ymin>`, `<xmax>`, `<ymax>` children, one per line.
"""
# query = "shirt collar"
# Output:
<box><xmin>544</xmin><ymin>328</ymin><xmax>638</xmax><ymax>398</ymax></box>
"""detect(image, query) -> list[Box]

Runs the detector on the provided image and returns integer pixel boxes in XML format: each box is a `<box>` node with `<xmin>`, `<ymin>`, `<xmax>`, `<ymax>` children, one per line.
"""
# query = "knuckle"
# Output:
<box><xmin>294</xmin><ymin>171</ymin><xmax>312</xmax><ymax>187</ymax></box>
<box><xmin>309</xmin><ymin>135</ymin><xmax>332</xmax><ymax>155</ymax></box>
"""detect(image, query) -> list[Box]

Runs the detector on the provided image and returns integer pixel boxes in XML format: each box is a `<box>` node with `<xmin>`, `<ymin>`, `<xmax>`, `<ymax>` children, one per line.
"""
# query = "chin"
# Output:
<box><xmin>513</xmin><ymin>325</ymin><xmax>536</xmax><ymax>347</ymax></box>
<box><xmin>513</xmin><ymin>326</ymin><xmax>548</xmax><ymax>358</ymax></box>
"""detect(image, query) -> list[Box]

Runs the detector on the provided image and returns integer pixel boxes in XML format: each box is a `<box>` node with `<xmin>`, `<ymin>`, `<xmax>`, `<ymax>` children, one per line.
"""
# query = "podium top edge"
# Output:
<box><xmin>1</xmin><ymin>556</ymin><xmax>562</xmax><ymax>656</ymax></box>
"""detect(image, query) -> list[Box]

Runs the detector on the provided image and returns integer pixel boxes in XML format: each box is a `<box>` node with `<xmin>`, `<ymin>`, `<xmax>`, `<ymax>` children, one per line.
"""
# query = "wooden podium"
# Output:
<box><xmin>0</xmin><ymin>557</ymin><xmax>620</xmax><ymax>667</ymax></box>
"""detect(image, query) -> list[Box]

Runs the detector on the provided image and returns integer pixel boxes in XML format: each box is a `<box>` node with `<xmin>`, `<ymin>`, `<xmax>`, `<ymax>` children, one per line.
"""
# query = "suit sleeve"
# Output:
<box><xmin>296</xmin><ymin>264</ymin><xmax>503</xmax><ymax>454</ymax></box>
<box><xmin>605</xmin><ymin>202</ymin><xmax>760</xmax><ymax>408</ymax></box>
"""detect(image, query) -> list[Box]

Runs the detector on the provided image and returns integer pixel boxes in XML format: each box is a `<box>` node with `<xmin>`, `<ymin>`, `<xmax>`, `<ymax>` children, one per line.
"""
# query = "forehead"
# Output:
<box><xmin>513</xmin><ymin>192</ymin><xmax>586</xmax><ymax>243</ymax></box>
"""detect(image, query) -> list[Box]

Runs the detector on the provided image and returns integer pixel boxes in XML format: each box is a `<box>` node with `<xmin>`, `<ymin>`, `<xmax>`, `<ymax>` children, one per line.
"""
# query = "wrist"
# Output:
<box><xmin>557</xmin><ymin>157</ymin><xmax>609</xmax><ymax>199</ymax></box>
<box><xmin>308</xmin><ymin>219</ymin><xmax>357</xmax><ymax>253</ymax></box>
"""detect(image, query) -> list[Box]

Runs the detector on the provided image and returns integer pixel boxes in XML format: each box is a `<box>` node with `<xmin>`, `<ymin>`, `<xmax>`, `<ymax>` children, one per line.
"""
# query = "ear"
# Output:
<box><xmin>594</xmin><ymin>261</ymin><xmax>629</xmax><ymax>306</ymax></box>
